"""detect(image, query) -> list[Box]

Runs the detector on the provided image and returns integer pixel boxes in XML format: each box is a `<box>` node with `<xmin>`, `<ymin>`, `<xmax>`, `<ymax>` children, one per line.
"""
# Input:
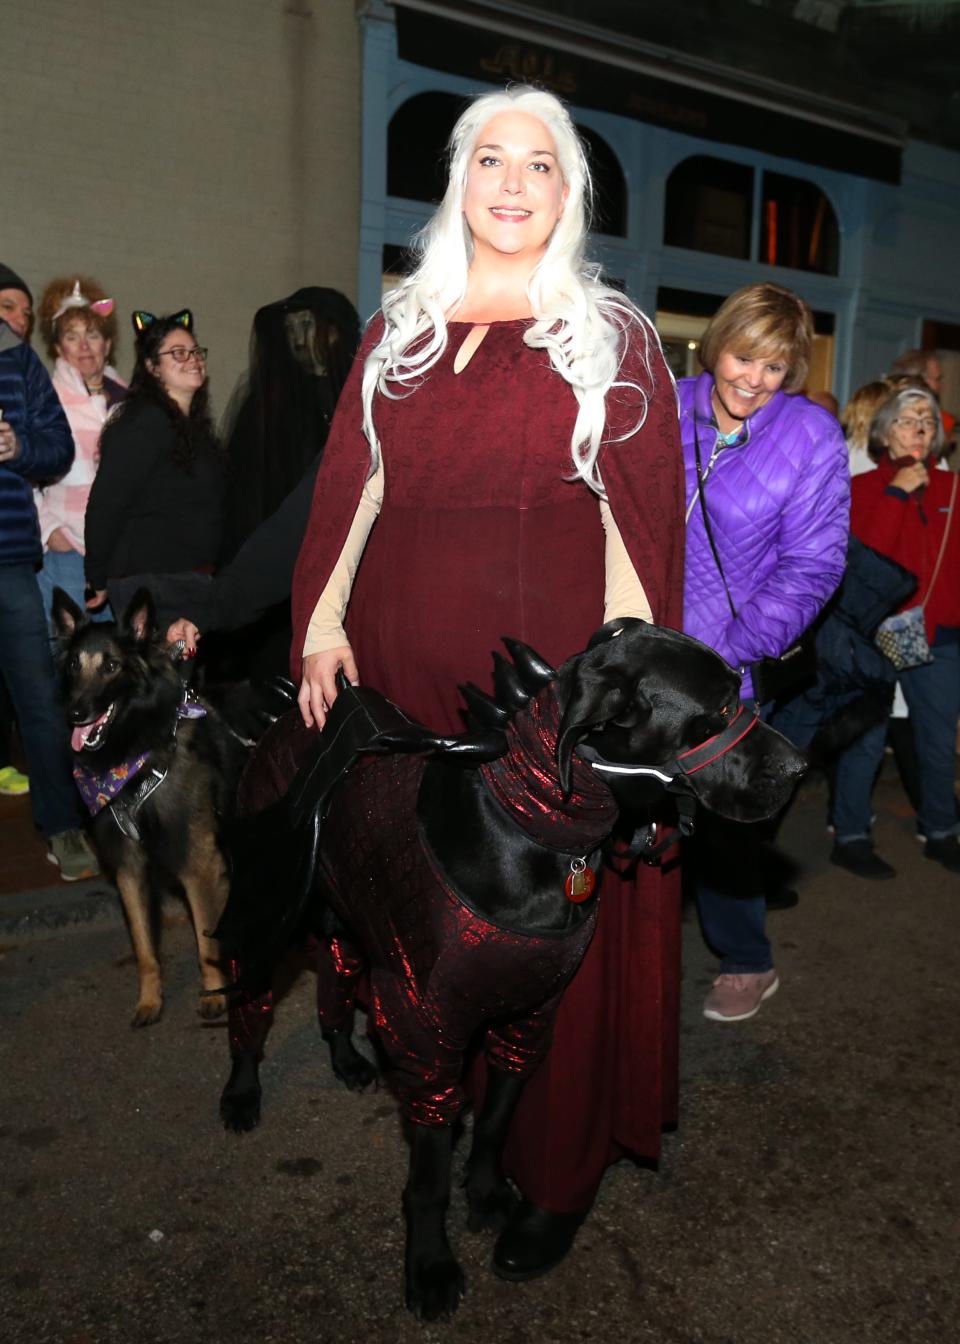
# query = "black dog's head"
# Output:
<box><xmin>557</xmin><ymin>619</ymin><xmax>805</xmax><ymax>823</ymax></box>
<box><xmin>51</xmin><ymin>587</ymin><xmax>182</xmax><ymax>766</ymax></box>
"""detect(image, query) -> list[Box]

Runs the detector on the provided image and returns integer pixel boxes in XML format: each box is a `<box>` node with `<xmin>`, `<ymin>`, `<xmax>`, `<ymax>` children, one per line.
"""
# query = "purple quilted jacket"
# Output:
<box><xmin>679</xmin><ymin>372</ymin><xmax>850</xmax><ymax>698</ymax></box>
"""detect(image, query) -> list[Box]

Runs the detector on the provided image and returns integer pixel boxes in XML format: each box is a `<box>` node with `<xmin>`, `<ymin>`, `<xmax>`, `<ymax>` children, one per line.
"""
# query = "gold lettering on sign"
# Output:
<box><xmin>480</xmin><ymin>44</ymin><xmax>578</xmax><ymax>94</ymax></box>
<box><xmin>625</xmin><ymin>91</ymin><xmax>709</xmax><ymax>131</ymax></box>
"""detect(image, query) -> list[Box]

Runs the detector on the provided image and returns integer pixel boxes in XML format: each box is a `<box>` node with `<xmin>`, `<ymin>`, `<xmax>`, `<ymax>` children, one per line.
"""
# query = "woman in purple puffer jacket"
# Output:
<box><xmin>680</xmin><ymin>283</ymin><xmax>849</xmax><ymax>1024</ymax></box>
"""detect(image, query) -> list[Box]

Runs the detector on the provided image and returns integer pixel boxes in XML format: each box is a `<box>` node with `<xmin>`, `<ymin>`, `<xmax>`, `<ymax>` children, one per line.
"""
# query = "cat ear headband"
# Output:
<box><xmin>132</xmin><ymin>309</ymin><xmax>193</xmax><ymax>336</ymax></box>
<box><xmin>53</xmin><ymin>280</ymin><xmax>114</xmax><ymax>322</ymax></box>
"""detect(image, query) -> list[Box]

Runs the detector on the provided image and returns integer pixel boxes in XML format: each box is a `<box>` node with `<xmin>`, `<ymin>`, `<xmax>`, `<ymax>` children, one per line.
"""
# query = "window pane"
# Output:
<box><xmin>664</xmin><ymin>156</ymin><xmax>753</xmax><ymax>259</ymax></box>
<box><xmin>578</xmin><ymin>125</ymin><xmax>628</xmax><ymax>237</ymax></box>
<box><xmin>760</xmin><ymin>172</ymin><xmax>839</xmax><ymax>275</ymax></box>
<box><xmin>388</xmin><ymin>93</ymin><xmax>467</xmax><ymax>203</ymax></box>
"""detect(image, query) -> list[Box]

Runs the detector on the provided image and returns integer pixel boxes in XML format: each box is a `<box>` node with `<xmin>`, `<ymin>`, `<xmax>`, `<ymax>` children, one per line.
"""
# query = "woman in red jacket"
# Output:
<box><xmin>851</xmin><ymin>385</ymin><xmax>960</xmax><ymax>871</ymax></box>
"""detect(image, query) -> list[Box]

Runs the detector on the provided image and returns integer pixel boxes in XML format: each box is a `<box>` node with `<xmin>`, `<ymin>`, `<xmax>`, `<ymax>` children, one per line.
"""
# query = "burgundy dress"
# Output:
<box><xmin>292</xmin><ymin>316</ymin><xmax>685</xmax><ymax>1212</ymax></box>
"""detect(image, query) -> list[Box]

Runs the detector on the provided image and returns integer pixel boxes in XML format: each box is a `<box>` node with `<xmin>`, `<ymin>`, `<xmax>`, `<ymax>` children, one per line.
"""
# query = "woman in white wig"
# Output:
<box><xmin>291</xmin><ymin>85</ymin><xmax>685</xmax><ymax>1281</ymax></box>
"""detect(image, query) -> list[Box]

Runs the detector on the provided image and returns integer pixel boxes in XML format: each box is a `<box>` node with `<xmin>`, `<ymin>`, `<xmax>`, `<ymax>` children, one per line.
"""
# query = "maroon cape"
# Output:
<box><xmin>291</xmin><ymin>314</ymin><xmax>685</xmax><ymax>1212</ymax></box>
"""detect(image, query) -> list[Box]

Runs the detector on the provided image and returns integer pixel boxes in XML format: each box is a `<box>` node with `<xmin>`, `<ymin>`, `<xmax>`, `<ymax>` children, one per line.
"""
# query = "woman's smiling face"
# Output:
<box><xmin>712</xmin><ymin>349</ymin><xmax>789</xmax><ymax>431</ymax></box>
<box><xmin>462</xmin><ymin>110</ymin><xmax>569</xmax><ymax>264</ymax></box>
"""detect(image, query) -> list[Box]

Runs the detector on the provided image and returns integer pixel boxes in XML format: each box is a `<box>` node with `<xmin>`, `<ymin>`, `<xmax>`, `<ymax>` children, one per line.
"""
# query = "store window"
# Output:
<box><xmin>387</xmin><ymin>92</ymin><xmax>467</xmax><ymax>203</ymax></box>
<box><xmin>579</xmin><ymin>126</ymin><xmax>627</xmax><ymax>237</ymax></box>
<box><xmin>664</xmin><ymin>156</ymin><xmax>754</xmax><ymax>260</ymax></box>
<box><xmin>761</xmin><ymin>172</ymin><xmax>839</xmax><ymax>275</ymax></box>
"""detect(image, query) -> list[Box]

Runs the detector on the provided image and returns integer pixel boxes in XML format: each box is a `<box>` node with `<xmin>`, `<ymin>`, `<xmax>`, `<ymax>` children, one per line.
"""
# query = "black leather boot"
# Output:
<box><xmin>492</xmin><ymin>1199</ymin><xmax>589</xmax><ymax>1282</ymax></box>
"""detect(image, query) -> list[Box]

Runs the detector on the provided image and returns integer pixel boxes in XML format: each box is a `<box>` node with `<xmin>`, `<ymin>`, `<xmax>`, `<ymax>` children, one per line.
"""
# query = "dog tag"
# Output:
<box><xmin>564</xmin><ymin>858</ymin><xmax>596</xmax><ymax>904</ymax></box>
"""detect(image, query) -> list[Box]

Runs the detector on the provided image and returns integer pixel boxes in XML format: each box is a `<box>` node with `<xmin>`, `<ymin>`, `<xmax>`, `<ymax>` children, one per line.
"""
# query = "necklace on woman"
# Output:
<box><xmin>86</xmin><ymin>379</ymin><xmax>104</xmax><ymax>394</ymax></box>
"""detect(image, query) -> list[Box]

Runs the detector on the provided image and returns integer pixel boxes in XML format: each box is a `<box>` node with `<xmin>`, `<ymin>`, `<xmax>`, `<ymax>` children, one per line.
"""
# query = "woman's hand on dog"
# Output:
<box><xmin>299</xmin><ymin>646</ymin><xmax>359</xmax><ymax>729</ymax></box>
<box><xmin>166</xmin><ymin>619</ymin><xmax>201</xmax><ymax>654</ymax></box>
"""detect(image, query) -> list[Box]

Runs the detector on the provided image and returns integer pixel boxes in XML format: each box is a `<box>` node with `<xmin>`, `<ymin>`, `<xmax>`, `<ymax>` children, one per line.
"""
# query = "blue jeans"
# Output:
<box><xmin>831</xmin><ymin>721</ymin><xmax>888</xmax><ymax>843</ymax></box>
<box><xmin>693</xmin><ymin>698</ymin><xmax>780</xmax><ymax>976</ymax></box>
<box><xmin>0</xmin><ymin>563</ymin><xmax>85</xmax><ymax>836</ymax></box>
<box><xmin>36</xmin><ymin>548</ymin><xmax>112</xmax><ymax>625</ymax></box>
<box><xmin>898</xmin><ymin>638</ymin><xmax>960</xmax><ymax>841</ymax></box>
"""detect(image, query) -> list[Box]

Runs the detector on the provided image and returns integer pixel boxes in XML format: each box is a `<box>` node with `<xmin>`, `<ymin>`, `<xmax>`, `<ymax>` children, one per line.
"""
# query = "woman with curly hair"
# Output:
<box><xmin>84</xmin><ymin>310</ymin><xmax>224</xmax><ymax>617</ymax></box>
<box><xmin>34</xmin><ymin>276</ymin><xmax>126</xmax><ymax>618</ymax></box>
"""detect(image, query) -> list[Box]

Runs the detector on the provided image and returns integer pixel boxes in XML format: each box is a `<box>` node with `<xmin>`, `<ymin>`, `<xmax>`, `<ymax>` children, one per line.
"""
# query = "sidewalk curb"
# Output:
<box><xmin>1</xmin><ymin>880</ymin><xmax>123</xmax><ymax>937</ymax></box>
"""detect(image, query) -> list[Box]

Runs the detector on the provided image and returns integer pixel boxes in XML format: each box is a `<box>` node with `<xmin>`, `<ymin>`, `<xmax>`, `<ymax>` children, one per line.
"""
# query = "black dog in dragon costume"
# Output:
<box><xmin>215</xmin><ymin>618</ymin><xmax>805</xmax><ymax>1319</ymax></box>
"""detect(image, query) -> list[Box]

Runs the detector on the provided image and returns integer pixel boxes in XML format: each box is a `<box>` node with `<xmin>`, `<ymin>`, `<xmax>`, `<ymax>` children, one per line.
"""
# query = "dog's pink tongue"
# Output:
<box><xmin>71</xmin><ymin>709</ymin><xmax>110</xmax><ymax>752</ymax></box>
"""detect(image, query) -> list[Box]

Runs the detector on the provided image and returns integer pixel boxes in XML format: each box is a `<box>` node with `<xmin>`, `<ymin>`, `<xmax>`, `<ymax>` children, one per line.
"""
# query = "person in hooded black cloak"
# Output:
<box><xmin>199</xmin><ymin>288</ymin><xmax>360</xmax><ymax>677</ymax></box>
<box><xmin>221</xmin><ymin>287</ymin><xmax>361</xmax><ymax>562</ymax></box>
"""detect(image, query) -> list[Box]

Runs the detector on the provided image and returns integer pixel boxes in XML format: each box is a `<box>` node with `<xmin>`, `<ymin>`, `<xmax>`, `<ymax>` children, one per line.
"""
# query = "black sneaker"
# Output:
<box><xmin>924</xmin><ymin>834</ymin><xmax>960</xmax><ymax>873</ymax></box>
<box><xmin>829</xmin><ymin>839</ymin><xmax>896</xmax><ymax>881</ymax></box>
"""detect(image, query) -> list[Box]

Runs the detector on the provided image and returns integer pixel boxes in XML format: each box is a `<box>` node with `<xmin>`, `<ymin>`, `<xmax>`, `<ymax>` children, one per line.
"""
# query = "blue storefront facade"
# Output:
<box><xmin>354</xmin><ymin>0</ymin><xmax>960</xmax><ymax>408</ymax></box>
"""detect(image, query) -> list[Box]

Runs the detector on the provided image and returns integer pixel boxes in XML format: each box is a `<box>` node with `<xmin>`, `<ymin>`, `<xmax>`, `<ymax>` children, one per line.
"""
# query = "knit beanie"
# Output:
<box><xmin>0</xmin><ymin>264</ymin><xmax>33</xmax><ymax>302</ymax></box>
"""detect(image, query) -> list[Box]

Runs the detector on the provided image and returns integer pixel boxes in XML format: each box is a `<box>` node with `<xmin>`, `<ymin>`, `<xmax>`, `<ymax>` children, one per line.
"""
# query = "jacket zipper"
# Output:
<box><xmin>685</xmin><ymin>419</ymin><xmax>750</xmax><ymax>525</ymax></box>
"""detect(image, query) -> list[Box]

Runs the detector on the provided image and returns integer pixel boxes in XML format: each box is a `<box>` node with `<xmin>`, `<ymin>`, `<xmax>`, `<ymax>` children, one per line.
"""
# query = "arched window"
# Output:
<box><xmin>761</xmin><ymin>172</ymin><xmax>839</xmax><ymax>275</ymax></box>
<box><xmin>578</xmin><ymin>126</ymin><xmax>627</xmax><ymax>237</ymax></box>
<box><xmin>664</xmin><ymin>156</ymin><xmax>754</xmax><ymax>259</ymax></box>
<box><xmin>663</xmin><ymin>156</ymin><xmax>840</xmax><ymax>275</ymax></box>
<box><xmin>387</xmin><ymin>92</ymin><xmax>467</xmax><ymax>203</ymax></box>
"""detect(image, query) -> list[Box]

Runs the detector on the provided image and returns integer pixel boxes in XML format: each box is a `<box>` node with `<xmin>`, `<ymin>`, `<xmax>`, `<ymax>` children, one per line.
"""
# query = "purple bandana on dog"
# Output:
<box><xmin>74</xmin><ymin>753</ymin><xmax>151</xmax><ymax>815</ymax></box>
<box><xmin>73</xmin><ymin>700</ymin><xmax>207</xmax><ymax>817</ymax></box>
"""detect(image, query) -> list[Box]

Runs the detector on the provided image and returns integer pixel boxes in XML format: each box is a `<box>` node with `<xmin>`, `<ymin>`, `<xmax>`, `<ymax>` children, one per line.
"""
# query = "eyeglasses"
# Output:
<box><xmin>893</xmin><ymin>416</ymin><xmax>938</xmax><ymax>432</ymax></box>
<box><xmin>157</xmin><ymin>345</ymin><xmax>208</xmax><ymax>364</ymax></box>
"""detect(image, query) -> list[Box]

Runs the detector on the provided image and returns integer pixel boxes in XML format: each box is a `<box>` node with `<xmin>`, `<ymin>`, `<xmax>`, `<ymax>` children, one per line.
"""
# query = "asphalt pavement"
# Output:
<box><xmin>2</xmin><ymin>763</ymin><xmax>958</xmax><ymax>1344</ymax></box>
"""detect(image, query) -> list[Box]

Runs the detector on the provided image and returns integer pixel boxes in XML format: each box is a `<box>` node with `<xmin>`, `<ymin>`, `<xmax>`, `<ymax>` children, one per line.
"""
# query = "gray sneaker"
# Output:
<box><xmin>47</xmin><ymin>829</ymin><xmax>100</xmax><ymax>882</ymax></box>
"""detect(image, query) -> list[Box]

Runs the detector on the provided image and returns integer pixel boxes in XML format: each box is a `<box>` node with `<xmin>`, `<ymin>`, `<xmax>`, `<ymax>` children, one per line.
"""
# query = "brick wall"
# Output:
<box><xmin>1</xmin><ymin>0</ymin><xmax>360</xmax><ymax>413</ymax></box>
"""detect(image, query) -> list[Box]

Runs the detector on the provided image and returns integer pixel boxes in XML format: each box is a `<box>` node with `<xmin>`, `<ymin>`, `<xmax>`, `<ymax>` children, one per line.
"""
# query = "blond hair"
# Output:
<box><xmin>699</xmin><ymin>283</ymin><xmax>813</xmax><ymax>393</ymax></box>
<box><xmin>841</xmin><ymin>381</ymin><xmax>891</xmax><ymax>454</ymax></box>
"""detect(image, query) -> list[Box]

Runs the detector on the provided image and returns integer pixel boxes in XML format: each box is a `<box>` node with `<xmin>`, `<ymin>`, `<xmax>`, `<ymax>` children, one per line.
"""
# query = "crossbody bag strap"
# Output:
<box><xmin>693</xmin><ymin>418</ymin><xmax>738</xmax><ymax>621</ymax></box>
<box><xmin>919</xmin><ymin>472</ymin><xmax>958</xmax><ymax>612</ymax></box>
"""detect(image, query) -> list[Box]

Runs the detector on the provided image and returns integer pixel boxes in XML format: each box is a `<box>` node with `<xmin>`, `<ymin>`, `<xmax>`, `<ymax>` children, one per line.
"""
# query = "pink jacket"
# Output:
<box><xmin>35</xmin><ymin>358</ymin><xmax>126</xmax><ymax>553</ymax></box>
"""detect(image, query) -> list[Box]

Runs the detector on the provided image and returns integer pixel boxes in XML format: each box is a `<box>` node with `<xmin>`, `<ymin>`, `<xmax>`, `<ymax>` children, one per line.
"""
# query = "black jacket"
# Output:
<box><xmin>121</xmin><ymin>453</ymin><xmax>320</xmax><ymax>632</ymax></box>
<box><xmin>787</xmin><ymin>535</ymin><xmax>917</xmax><ymax>757</ymax></box>
<box><xmin>85</xmin><ymin>401</ymin><xmax>224</xmax><ymax>589</ymax></box>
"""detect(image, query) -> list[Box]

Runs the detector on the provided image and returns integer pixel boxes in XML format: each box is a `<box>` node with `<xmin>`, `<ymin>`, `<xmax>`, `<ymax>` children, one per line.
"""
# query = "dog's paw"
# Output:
<box><xmin>333</xmin><ymin>1054</ymin><xmax>380</xmax><ymax>1093</ymax></box>
<box><xmin>198</xmin><ymin>992</ymin><xmax>228</xmax><ymax>1021</ymax></box>
<box><xmin>220</xmin><ymin>1086</ymin><xmax>262</xmax><ymax>1133</ymax></box>
<box><xmin>325</xmin><ymin>1030</ymin><xmax>380</xmax><ymax>1092</ymax></box>
<box><xmin>220</xmin><ymin>1054</ymin><xmax>262</xmax><ymax>1133</ymax></box>
<box><xmin>405</xmin><ymin>1256</ymin><xmax>465</xmax><ymax>1321</ymax></box>
<box><xmin>465</xmin><ymin>1178</ymin><xmax>520</xmax><ymax>1234</ymax></box>
<box><xmin>131</xmin><ymin>998</ymin><xmax>163</xmax><ymax>1028</ymax></box>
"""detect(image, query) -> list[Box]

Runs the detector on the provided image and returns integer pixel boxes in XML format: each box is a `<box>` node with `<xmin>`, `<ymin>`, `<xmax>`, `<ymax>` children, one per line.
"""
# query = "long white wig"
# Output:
<box><xmin>361</xmin><ymin>85</ymin><xmax>660</xmax><ymax>495</ymax></box>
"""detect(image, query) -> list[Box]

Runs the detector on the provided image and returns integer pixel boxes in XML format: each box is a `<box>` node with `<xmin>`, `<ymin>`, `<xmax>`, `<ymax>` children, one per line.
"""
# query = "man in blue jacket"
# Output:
<box><xmin>0</xmin><ymin>261</ymin><xmax>99</xmax><ymax>880</ymax></box>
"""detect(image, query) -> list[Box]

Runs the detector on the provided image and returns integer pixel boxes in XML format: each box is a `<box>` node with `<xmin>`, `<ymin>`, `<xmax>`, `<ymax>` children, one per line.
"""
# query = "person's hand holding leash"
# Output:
<box><xmin>166</xmin><ymin>618</ymin><xmax>201</xmax><ymax>655</ymax></box>
<box><xmin>299</xmin><ymin>645</ymin><xmax>358</xmax><ymax>729</ymax></box>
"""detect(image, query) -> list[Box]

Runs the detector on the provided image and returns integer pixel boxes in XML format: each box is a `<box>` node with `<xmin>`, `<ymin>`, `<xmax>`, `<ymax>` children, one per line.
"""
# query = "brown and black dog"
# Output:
<box><xmin>51</xmin><ymin>587</ymin><xmax>269</xmax><ymax>1027</ymax></box>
